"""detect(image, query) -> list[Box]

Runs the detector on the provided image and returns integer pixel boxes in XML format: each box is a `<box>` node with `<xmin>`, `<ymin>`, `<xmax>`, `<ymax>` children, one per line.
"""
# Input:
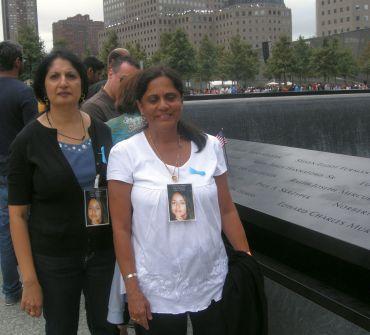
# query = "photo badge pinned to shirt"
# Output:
<box><xmin>167</xmin><ymin>184</ymin><xmax>196</xmax><ymax>223</ymax></box>
<box><xmin>84</xmin><ymin>174</ymin><xmax>110</xmax><ymax>227</ymax></box>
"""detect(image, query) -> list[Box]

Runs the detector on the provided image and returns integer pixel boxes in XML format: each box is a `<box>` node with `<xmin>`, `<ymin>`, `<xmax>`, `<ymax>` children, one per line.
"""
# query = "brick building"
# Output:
<box><xmin>1</xmin><ymin>0</ymin><xmax>38</xmax><ymax>41</ymax></box>
<box><xmin>52</xmin><ymin>14</ymin><xmax>104</xmax><ymax>58</ymax></box>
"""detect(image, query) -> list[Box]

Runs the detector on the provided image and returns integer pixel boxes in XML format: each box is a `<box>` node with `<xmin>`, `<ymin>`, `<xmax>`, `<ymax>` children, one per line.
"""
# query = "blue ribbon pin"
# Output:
<box><xmin>100</xmin><ymin>146</ymin><xmax>107</xmax><ymax>164</ymax></box>
<box><xmin>189</xmin><ymin>167</ymin><xmax>206</xmax><ymax>176</ymax></box>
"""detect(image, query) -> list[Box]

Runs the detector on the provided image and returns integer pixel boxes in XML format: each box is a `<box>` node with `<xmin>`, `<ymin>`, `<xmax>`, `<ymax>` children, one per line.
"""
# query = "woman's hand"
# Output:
<box><xmin>127</xmin><ymin>286</ymin><xmax>152</xmax><ymax>330</ymax></box>
<box><xmin>20</xmin><ymin>280</ymin><xmax>43</xmax><ymax>317</ymax></box>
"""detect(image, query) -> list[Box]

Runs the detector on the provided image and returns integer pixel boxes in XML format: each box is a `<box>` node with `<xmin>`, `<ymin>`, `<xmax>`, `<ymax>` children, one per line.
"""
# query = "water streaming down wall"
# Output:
<box><xmin>183</xmin><ymin>94</ymin><xmax>370</xmax><ymax>158</ymax></box>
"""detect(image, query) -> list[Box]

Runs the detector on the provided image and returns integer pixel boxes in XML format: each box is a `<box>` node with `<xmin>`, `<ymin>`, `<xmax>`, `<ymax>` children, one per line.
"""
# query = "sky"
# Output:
<box><xmin>0</xmin><ymin>0</ymin><xmax>316</xmax><ymax>51</ymax></box>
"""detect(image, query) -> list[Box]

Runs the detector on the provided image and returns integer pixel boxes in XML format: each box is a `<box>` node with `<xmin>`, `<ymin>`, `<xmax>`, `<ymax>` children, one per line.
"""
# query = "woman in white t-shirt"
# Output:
<box><xmin>107</xmin><ymin>66</ymin><xmax>251</xmax><ymax>335</ymax></box>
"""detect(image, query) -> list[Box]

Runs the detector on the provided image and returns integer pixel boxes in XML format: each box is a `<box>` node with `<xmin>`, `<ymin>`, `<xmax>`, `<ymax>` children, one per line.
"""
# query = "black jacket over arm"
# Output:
<box><xmin>8</xmin><ymin>118</ymin><xmax>114</xmax><ymax>257</ymax></box>
<box><xmin>222</xmin><ymin>246</ymin><xmax>268</xmax><ymax>335</ymax></box>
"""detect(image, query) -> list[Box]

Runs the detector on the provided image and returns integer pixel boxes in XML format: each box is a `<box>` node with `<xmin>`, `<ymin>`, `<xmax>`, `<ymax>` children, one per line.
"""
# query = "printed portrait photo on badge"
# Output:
<box><xmin>84</xmin><ymin>189</ymin><xmax>110</xmax><ymax>227</ymax></box>
<box><xmin>167</xmin><ymin>184</ymin><xmax>196</xmax><ymax>222</ymax></box>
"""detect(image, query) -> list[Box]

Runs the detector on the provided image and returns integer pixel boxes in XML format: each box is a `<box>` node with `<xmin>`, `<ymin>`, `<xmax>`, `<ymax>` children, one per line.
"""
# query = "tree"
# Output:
<box><xmin>336</xmin><ymin>48</ymin><xmax>358</xmax><ymax>81</ymax></box>
<box><xmin>291</xmin><ymin>36</ymin><xmax>313</xmax><ymax>84</ymax></box>
<box><xmin>151</xmin><ymin>29</ymin><xmax>196</xmax><ymax>80</ymax></box>
<box><xmin>150</xmin><ymin>32</ymin><xmax>173</xmax><ymax>66</ymax></box>
<box><xmin>17</xmin><ymin>25</ymin><xmax>45</xmax><ymax>81</ymax></box>
<box><xmin>310</xmin><ymin>38</ymin><xmax>340</xmax><ymax>82</ymax></box>
<box><xmin>359</xmin><ymin>42</ymin><xmax>370</xmax><ymax>82</ymax></box>
<box><xmin>197</xmin><ymin>35</ymin><xmax>218</xmax><ymax>88</ymax></box>
<box><xmin>125</xmin><ymin>42</ymin><xmax>148</xmax><ymax>68</ymax></box>
<box><xmin>266</xmin><ymin>35</ymin><xmax>294</xmax><ymax>83</ymax></box>
<box><xmin>168</xmin><ymin>29</ymin><xmax>196</xmax><ymax>80</ymax></box>
<box><xmin>53</xmin><ymin>38</ymin><xmax>69</xmax><ymax>51</ymax></box>
<box><xmin>215</xmin><ymin>45</ymin><xmax>230</xmax><ymax>83</ymax></box>
<box><xmin>99</xmin><ymin>30</ymin><xmax>119</xmax><ymax>63</ymax></box>
<box><xmin>227</xmin><ymin>35</ymin><xmax>259</xmax><ymax>87</ymax></box>
<box><xmin>82</xmin><ymin>47</ymin><xmax>93</xmax><ymax>59</ymax></box>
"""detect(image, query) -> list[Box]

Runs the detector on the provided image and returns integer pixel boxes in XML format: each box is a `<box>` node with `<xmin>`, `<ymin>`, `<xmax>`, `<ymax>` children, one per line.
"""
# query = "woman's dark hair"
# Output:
<box><xmin>33</xmin><ymin>49</ymin><xmax>89</xmax><ymax>105</ymax></box>
<box><xmin>169</xmin><ymin>190</ymin><xmax>194</xmax><ymax>221</ymax></box>
<box><xmin>120</xmin><ymin>66</ymin><xmax>207</xmax><ymax>152</ymax></box>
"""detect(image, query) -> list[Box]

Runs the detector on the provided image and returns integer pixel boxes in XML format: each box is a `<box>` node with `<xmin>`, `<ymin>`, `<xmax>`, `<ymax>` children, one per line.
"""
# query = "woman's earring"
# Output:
<box><xmin>79</xmin><ymin>94</ymin><xmax>85</xmax><ymax>104</ymax></box>
<box><xmin>44</xmin><ymin>96</ymin><xmax>49</xmax><ymax>107</ymax></box>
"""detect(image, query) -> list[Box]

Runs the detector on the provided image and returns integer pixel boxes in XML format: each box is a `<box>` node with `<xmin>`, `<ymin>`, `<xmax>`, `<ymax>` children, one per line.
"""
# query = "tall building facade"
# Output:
<box><xmin>316</xmin><ymin>0</ymin><xmax>370</xmax><ymax>37</ymax></box>
<box><xmin>53</xmin><ymin>14</ymin><xmax>104</xmax><ymax>58</ymax></box>
<box><xmin>100</xmin><ymin>0</ymin><xmax>292</xmax><ymax>57</ymax></box>
<box><xmin>103</xmin><ymin>0</ymin><xmax>227</xmax><ymax>27</ymax></box>
<box><xmin>1</xmin><ymin>0</ymin><xmax>38</xmax><ymax>41</ymax></box>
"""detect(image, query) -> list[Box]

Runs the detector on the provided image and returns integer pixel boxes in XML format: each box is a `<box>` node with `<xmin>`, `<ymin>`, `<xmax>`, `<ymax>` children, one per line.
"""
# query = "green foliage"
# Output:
<box><xmin>82</xmin><ymin>47</ymin><xmax>93</xmax><ymax>59</ymax></box>
<box><xmin>125</xmin><ymin>42</ymin><xmax>148</xmax><ymax>68</ymax></box>
<box><xmin>310</xmin><ymin>38</ymin><xmax>340</xmax><ymax>81</ymax></box>
<box><xmin>291</xmin><ymin>36</ymin><xmax>313</xmax><ymax>84</ymax></box>
<box><xmin>151</xmin><ymin>29</ymin><xmax>196</xmax><ymax>79</ymax></box>
<box><xmin>215</xmin><ymin>45</ymin><xmax>230</xmax><ymax>82</ymax></box>
<box><xmin>227</xmin><ymin>35</ymin><xmax>259</xmax><ymax>85</ymax></box>
<box><xmin>168</xmin><ymin>29</ymin><xmax>196</xmax><ymax>79</ymax></box>
<box><xmin>359</xmin><ymin>42</ymin><xmax>370</xmax><ymax>81</ymax></box>
<box><xmin>266</xmin><ymin>35</ymin><xmax>294</xmax><ymax>83</ymax></box>
<box><xmin>197</xmin><ymin>35</ymin><xmax>218</xmax><ymax>85</ymax></box>
<box><xmin>17</xmin><ymin>25</ymin><xmax>45</xmax><ymax>81</ymax></box>
<box><xmin>53</xmin><ymin>38</ymin><xmax>69</xmax><ymax>51</ymax></box>
<box><xmin>150</xmin><ymin>32</ymin><xmax>173</xmax><ymax>66</ymax></box>
<box><xmin>99</xmin><ymin>30</ymin><xmax>119</xmax><ymax>63</ymax></box>
<box><xmin>336</xmin><ymin>48</ymin><xmax>358</xmax><ymax>80</ymax></box>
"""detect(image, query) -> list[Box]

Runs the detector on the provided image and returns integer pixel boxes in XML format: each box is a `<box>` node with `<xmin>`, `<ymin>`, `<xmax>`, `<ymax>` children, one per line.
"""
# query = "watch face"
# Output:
<box><xmin>84</xmin><ymin>188</ymin><xmax>110</xmax><ymax>227</ymax></box>
<box><xmin>167</xmin><ymin>184</ymin><xmax>195</xmax><ymax>223</ymax></box>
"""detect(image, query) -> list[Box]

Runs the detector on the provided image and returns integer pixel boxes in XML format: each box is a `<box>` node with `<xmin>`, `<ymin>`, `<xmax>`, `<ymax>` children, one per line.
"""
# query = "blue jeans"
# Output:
<box><xmin>0</xmin><ymin>175</ymin><xmax>22</xmax><ymax>300</ymax></box>
<box><xmin>34</xmin><ymin>249</ymin><xmax>118</xmax><ymax>335</ymax></box>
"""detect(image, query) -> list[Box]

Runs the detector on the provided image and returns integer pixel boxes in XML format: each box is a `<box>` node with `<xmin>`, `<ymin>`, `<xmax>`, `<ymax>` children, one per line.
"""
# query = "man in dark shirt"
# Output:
<box><xmin>0</xmin><ymin>41</ymin><xmax>37</xmax><ymax>306</ymax></box>
<box><xmin>83</xmin><ymin>56</ymin><xmax>105</xmax><ymax>100</ymax></box>
<box><xmin>81</xmin><ymin>49</ymin><xmax>140</xmax><ymax>122</ymax></box>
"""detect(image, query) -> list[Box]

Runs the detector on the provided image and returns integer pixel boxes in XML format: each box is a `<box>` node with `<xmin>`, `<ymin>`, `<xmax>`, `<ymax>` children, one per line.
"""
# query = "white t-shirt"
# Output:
<box><xmin>107</xmin><ymin>131</ymin><xmax>228</xmax><ymax>314</ymax></box>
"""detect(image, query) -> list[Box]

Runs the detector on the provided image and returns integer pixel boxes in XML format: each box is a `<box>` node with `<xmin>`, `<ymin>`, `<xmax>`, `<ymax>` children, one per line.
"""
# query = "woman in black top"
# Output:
<box><xmin>8</xmin><ymin>50</ymin><xmax>118</xmax><ymax>334</ymax></box>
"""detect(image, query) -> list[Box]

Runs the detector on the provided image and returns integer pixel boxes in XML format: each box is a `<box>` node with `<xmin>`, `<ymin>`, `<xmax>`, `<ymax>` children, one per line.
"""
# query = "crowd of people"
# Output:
<box><xmin>0</xmin><ymin>39</ymin><xmax>264</xmax><ymax>335</ymax></box>
<box><xmin>188</xmin><ymin>81</ymin><xmax>369</xmax><ymax>95</ymax></box>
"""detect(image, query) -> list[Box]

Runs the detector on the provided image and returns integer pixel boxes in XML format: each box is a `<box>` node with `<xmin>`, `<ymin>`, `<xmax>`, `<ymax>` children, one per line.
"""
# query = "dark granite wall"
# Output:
<box><xmin>183</xmin><ymin>94</ymin><xmax>370</xmax><ymax>158</ymax></box>
<box><xmin>265</xmin><ymin>278</ymin><xmax>369</xmax><ymax>335</ymax></box>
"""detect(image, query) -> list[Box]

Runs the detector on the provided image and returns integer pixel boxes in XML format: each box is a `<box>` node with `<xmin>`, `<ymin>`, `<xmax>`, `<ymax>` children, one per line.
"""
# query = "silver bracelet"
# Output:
<box><xmin>123</xmin><ymin>272</ymin><xmax>138</xmax><ymax>280</ymax></box>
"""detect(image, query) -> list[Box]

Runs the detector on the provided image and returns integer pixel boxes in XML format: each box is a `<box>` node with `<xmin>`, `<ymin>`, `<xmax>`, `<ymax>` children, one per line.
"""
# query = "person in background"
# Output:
<box><xmin>8</xmin><ymin>50</ymin><xmax>118</xmax><ymax>335</ymax></box>
<box><xmin>82</xmin><ymin>49</ymin><xmax>139</xmax><ymax>122</ymax></box>
<box><xmin>107</xmin><ymin>66</ymin><xmax>251</xmax><ymax>334</ymax></box>
<box><xmin>83</xmin><ymin>56</ymin><xmax>105</xmax><ymax>96</ymax></box>
<box><xmin>106</xmin><ymin>64</ymin><xmax>143</xmax><ymax>335</ymax></box>
<box><xmin>0</xmin><ymin>40</ymin><xmax>38</xmax><ymax>306</ymax></box>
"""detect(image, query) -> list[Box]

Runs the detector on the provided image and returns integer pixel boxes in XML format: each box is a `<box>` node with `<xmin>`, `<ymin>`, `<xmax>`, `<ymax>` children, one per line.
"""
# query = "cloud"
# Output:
<box><xmin>285</xmin><ymin>0</ymin><xmax>316</xmax><ymax>39</ymax></box>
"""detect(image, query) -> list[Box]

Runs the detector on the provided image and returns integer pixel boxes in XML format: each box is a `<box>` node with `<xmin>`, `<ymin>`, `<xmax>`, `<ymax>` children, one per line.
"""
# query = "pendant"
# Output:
<box><xmin>172</xmin><ymin>175</ymin><xmax>178</xmax><ymax>182</ymax></box>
